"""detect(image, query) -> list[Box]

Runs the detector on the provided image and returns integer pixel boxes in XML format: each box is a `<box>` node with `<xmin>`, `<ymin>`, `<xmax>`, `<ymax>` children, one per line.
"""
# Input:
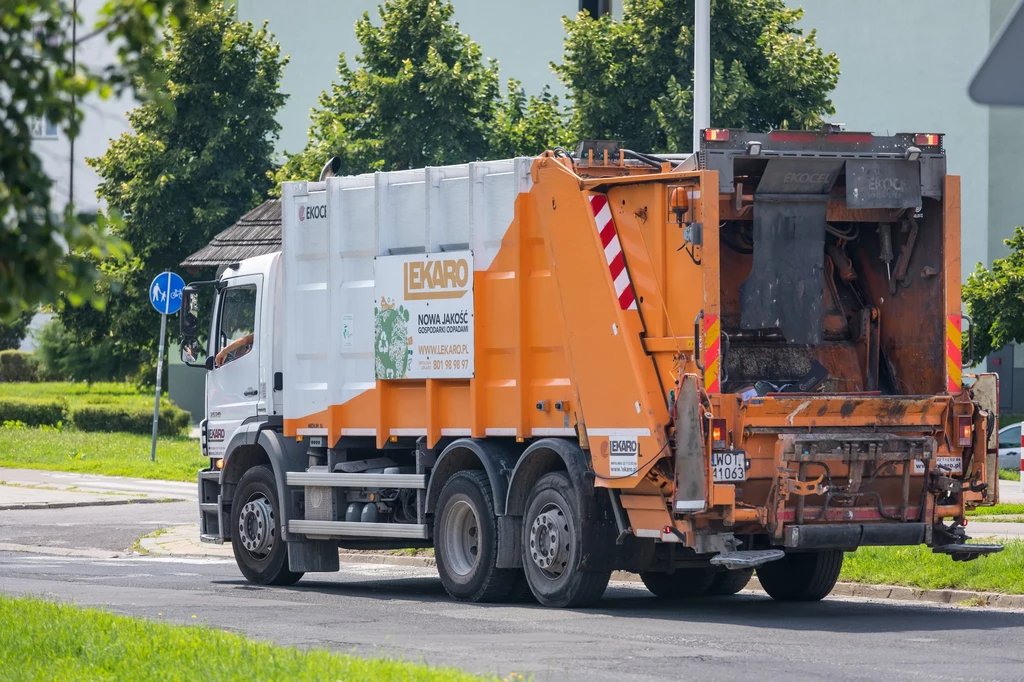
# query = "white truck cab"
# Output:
<box><xmin>182</xmin><ymin>254</ymin><xmax>282</xmax><ymax>461</ymax></box>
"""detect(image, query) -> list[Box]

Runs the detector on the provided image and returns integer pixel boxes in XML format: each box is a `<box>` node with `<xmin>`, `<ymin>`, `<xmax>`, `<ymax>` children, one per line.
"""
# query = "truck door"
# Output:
<box><xmin>206</xmin><ymin>274</ymin><xmax>262</xmax><ymax>457</ymax></box>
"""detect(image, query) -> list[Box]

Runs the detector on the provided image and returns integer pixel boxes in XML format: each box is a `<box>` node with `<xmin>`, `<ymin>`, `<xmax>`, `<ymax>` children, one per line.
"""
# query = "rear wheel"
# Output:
<box><xmin>521</xmin><ymin>471</ymin><xmax>610</xmax><ymax>608</ymax></box>
<box><xmin>707</xmin><ymin>568</ymin><xmax>754</xmax><ymax>596</ymax></box>
<box><xmin>434</xmin><ymin>470</ymin><xmax>518</xmax><ymax>602</ymax></box>
<box><xmin>230</xmin><ymin>465</ymin><xmax>303</xmax><ymax>586</ymax></box>
<box><xmin>756</xmin><ymin>550</ymin><xmax>843</xmax><ymax>602</ymax></box>
<box><xmin>640</xmin><ymin>568</ymin><xmax>716</xmax><ymax>598</ymax></box>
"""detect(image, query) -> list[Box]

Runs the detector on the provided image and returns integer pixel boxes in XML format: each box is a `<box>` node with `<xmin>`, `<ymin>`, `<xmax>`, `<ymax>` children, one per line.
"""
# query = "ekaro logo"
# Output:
<box><xmin>298</xmin><ymin>205</ymin><xmax>305</xmax><ymax>222</ymax></box>
<box><xmin>403</xmin><ymin>258</ymin><xmax>470</xmax><ymax>300</ymax></box>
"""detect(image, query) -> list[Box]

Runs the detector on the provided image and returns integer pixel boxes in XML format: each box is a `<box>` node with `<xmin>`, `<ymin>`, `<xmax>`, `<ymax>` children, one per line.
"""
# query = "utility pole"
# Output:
<box><xmin>69</xmin><ymin>0</ymin><xmax>77</xmax><ymax>208</ymax></box>
<box><xmin>693</xmin><ymin>0</ymin><xmax>710</xmax><ymax>153</ymax></box>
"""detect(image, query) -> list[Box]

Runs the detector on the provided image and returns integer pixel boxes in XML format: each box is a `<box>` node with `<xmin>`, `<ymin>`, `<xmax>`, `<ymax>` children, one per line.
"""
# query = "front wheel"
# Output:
<box><xmin>521</xmin><ymin>471</ymin><xmax>610</xmax><ymax>608</ymax></box>
<box><xmin>756</xmin><ymin>550</ymin><xmax>843</xmax><ymax>602</ymax></box>
<box><xmin>230</xmin><ymin>465</ymin><xmax>303</xmax><ymax>586</ymax></box>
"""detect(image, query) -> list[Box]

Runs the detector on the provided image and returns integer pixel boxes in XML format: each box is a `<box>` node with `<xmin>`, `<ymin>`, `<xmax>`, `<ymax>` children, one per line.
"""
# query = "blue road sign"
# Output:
<box><xmin>149</xmin><ymin>271</ymin><xmax>185</xmax><ymax>315</ymax></box>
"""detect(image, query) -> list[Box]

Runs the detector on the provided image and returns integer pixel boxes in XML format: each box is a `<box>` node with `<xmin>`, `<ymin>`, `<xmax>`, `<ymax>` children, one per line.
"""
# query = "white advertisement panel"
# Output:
<box><xmin>374</xmin><ymin>251</ymin><xmax>474</xmax><ymax>379</ymax></box>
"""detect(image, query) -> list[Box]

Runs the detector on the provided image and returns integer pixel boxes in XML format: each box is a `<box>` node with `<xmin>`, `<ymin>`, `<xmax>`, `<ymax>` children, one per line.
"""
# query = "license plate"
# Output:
<box><xmin>712</xmin><ymin>451</ymin><xmax>747</xmax><ymax>482</ymax></box>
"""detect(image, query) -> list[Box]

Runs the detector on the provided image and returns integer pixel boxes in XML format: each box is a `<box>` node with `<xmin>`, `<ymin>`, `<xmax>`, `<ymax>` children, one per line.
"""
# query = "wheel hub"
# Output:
<box><xmin>442</xmin><ymin>499</ymin><xmax>480</xmax><ymax>576</ymax></box>
<box><xmin>529</xmin><ymin>506</ymin><xmax>569</xmax><ymax>576</ymax></box>
<box><xmin>238</xmin><ymin>495</ymin><xmax>275</xmax><ymax>556</ymax></box>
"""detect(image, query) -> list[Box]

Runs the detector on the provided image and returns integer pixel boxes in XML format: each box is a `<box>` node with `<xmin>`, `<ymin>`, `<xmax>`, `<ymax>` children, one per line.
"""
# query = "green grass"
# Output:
<box><xmin>0</xmin><ymin>425</ymin><xmax>204</xmax><ymax>481</ymax></box>
<box><xmin>0</xmin><ymin>381</ymin><xmax>177</xmax><ymax>412</ymax></box>
<box><xmin>0</xmin><ymin>595</ymin><xmax>487</xmax><ymax>682</ymax></box>
<box><xmin>841</xmin><ymin>540</ymin><xmax>1024</xmax><ymax>594</ymax></box>
<box><xmin>999</xmin><ymin>468</ymin><xmax>1022</xmax><ymax>481</ymax></box>
<box><xmin>966</xmin><ymin>503</ymin><xmax>1024</xmax><ymax>517</ymax></box>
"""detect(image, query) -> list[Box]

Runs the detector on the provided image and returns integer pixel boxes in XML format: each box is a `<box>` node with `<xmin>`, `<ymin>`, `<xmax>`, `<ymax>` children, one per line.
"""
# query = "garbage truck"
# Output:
<box><xmin>180</xmin><ymin>129</ymin><xmax>1002</xmax><ymax>607</ymax></box>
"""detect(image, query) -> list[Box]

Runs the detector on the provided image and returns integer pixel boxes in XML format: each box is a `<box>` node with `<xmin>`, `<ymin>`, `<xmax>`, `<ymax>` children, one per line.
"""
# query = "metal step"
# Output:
<box><xmin>286</xmin><ymin>471</ymin><xmax>426</xmax><ymax>489</ymax></box>
<box><xmin>199</xmin><ymin>503</ymin><xmax>218</xmax><ymax>513</ymax></box>
<box><xmin>710</xmin><ymin>549</ymin><xmax>786</xmax><ymax>570</ymax></box>
<box><xmin>289</xmin><ymin>520</ymin><xmax>429</xmax><ymax>539</ymax></box>
<box><xmin>932</xmin><ymin>543</ymin><xmax>1004</xmax><ymax>562</ymax></box>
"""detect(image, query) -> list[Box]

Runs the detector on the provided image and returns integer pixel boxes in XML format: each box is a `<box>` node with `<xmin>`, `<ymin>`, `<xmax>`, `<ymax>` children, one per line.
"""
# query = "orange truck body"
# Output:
<box><xmin>194</xmin><ymin>130</ymin><xmax>1000</xmax><ymax>606</ymax></box>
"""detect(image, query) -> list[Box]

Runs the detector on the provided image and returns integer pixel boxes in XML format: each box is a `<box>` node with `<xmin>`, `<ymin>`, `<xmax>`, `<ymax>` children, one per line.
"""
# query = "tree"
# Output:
<box><xmin>964</xmin><ymin>226</ymin><xmax>1024</xmax><ymax>360</ymax></box>
<box><xmin>556</xmin><ymin>0</ymin><xmax>840</xmax><ymax>153</ymax></box>
<box><xmin>0</xmin><ymin>0</ymin><xmax>207</xmax><ymax>320</ymax></box>
<box><xmin>62</xmin><ymin>3</ymin><xmax>287</xmax><ymax>374</ymax></box>
<box><xmin>0</xmin><ymin>312</ymin><xmax>33</xmax><ymax>351</ymax></box>
<box><xmin>275</xmin><ymin>0</ymin><xmax>569</xmax><ymax>186</ymax></box>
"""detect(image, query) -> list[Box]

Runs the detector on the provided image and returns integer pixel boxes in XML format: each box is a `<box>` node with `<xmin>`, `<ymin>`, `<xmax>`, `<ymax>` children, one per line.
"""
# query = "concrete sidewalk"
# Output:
<box><xmin>0</xmin><ymin>467</ymin><xmax>195</xmax><ymax>510</ymax></box>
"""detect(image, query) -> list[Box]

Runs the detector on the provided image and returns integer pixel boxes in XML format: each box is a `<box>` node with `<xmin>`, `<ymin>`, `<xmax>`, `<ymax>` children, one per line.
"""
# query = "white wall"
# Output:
<box><xmin>31</xmin><ymin>0</ymin><xmax>136</xmax><ymax>215</ymax></box>
<box><xmin>795</xmin><ymin>0</ymin><xmax>992</xmax><ymax>279</ymax></box>
<box><xmin>235</xmin><ymin>0</ymin><xmax>575</xmax><ymax>155</ymax></box>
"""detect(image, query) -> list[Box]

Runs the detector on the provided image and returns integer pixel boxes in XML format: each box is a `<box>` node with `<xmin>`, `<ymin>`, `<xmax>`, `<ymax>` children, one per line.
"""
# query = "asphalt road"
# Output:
<box><xmin>0</xmin><ymin>500</ymin><xmax>196</xmax><ymax>552</ymax></box>
<box><xmin>2</xmin><ymin>547</ymin><xmax>1024</xmax><ymax>681</ymax></box>
<box><xmin>3</xmin><ymin>497</ymin><xmax>1024</xmax><ymax>680</ymax></box>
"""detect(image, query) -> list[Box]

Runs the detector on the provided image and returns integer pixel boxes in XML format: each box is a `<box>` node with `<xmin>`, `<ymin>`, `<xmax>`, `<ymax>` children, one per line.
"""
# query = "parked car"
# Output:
<box><xmin>998</xmin><ymin>423</ymin><xmax>1023</xmax><ymax>471</ymax></box>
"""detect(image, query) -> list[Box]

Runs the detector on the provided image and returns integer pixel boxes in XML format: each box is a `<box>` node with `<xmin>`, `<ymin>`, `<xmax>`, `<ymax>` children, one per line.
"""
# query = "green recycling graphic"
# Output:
<box><xmin>374</xmin><ymin>298</ymin><xmax>413</xmax><ymax>379</ymax></box>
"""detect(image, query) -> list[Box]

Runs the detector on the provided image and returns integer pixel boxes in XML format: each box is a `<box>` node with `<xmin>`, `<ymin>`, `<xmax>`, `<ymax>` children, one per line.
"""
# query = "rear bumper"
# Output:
<box><xmin>784</xmin><ymin>523</ymin><xmax>928</xmax><ymax>550</ymax></box>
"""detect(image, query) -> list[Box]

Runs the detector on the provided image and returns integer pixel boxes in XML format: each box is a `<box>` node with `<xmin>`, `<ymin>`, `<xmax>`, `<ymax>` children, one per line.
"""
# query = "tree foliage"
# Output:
<box><xmin>0</xmin><ymin>0</ymin><xmax>209</xmax><ymax>320</ymax></box>
<box><xmin>556</xmin><ymin>0</ymin><xmax>840</xmax><ymax>153</ymax></box>
<box><xmin>964</xmin><ymin>226</ymin><xmax>1024</xmax><ymax>360</ymax></box>
<box><xmin>0</xmin><ymin>312</ymin><xmax>33</xmax><ymax>351</ymax></box>
<box><xmin>61</xmin><ymin>3</ymin><xmax>287</xmax><ymax>373</ymax></box>
<box><xmin>275</xmin><ymin>0</ymin><xmax>569</xmax><ymax>185</ymax></box>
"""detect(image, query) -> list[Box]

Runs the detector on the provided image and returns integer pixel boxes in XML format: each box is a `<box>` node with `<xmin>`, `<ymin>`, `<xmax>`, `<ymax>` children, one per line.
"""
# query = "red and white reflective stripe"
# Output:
<box><xmin>588</xmin><ymin>194</ymin><xmax>637</xmax><ymax>310</ymax></box>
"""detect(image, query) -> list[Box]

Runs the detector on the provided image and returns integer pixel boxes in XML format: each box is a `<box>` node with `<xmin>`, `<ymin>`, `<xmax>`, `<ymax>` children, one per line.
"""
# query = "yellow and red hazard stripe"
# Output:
<box><xmin>946</xmin><ymin>315</ymin><xmax>962</xmax><ymax>393</ymax></box>
<box><xmin>704</xmin><ymin>314</ymin><xmax>721</xmax><ymax>393</ymax></box>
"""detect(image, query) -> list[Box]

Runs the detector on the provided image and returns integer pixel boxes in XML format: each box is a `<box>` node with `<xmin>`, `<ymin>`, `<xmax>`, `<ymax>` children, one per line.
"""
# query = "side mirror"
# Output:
<box><xmin>180</xmin><ymin>287</ymin><xmax>199</xmax><ymax>337</ymax></box>
<box><xmin>180</xmin><ymin>337</ymin><xmax>204</xmax><ymax>366</ymax></box>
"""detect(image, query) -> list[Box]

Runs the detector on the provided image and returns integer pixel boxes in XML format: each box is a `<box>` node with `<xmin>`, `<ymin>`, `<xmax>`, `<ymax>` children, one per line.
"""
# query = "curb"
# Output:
<box><xmin>0</xmin><ymin>543</ymin><xmax>122</xmax><ymax>560</ymax></box>
<box><xmin>0</xmin><ymin>498</ymin><xmax>174</xmax><ymax>511</ymax></box>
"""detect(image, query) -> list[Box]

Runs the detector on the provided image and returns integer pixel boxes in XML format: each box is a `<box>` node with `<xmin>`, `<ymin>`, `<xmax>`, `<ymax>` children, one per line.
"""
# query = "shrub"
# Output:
<box><xmin>34</xmin><ymin>318</ymin><xmax>141</xmax><ymax>382</ymax></box>
<box><xmin>0</xmin><ymin>351</ymin><xmax>39</xmax><ymax>382</ymax></box>
<box><xmin>0</xmin><ymin>398</ymin><xmax>68</xmax><ymax>427</ymax></box>
<box><xmin>71</xmin><ymin>404</ymin><xmax>190</xmax><ymax>437</ymax></box>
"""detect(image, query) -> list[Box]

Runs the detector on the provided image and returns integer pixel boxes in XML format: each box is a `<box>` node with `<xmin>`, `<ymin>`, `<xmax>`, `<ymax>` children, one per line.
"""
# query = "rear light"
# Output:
<box><xmin>711</xmin><ymin>418</ymin><xmax>727</xmax><ymax>448</ymax></box>
<box><xmin>915</xmin><ymin>133</ymin><xmax>940</xmax><ymax>146</ymax></box>
<box><xmin>957</xmin><ymin>416</ymin><xmax>973</xmax><ymax>447</ymax></box>
<box><xmin>769</xmin><ymin>131</ymin><xmax>817</xmax><ymax>142</ymax></box>
<box><xmin>705</xmin><ymin>128</ymin><xmax>730</xmax><ymax>141</ymax></box>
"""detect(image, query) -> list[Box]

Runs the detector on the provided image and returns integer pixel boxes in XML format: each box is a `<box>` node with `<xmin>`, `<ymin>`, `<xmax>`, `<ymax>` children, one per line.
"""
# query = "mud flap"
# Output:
<box><xmin>674</xmin><ymin>376</ymin><xmax>707</xmax><ymax>513</ymax></box>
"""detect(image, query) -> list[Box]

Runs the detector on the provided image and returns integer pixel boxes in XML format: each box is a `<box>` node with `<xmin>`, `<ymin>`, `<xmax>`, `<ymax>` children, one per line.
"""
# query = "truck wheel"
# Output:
<box><xmin>640</xmin><ymin>568</ymin><xmax>716</xmax><ymax>598</ymax></box>
<box><xmin>756</xmin><ymin>550</ymin><xmax>843</xmax><ymax>602</ymax></box>
<box><xmin>434</xmin><ymin>470</ymin><xmax>518</xmax><ymax>602</ymax></box>
<box><xmin>521</xmin><ymin>471</ymin><xmax>610</xmax><ymax>608</ymax></box>
<box><xmin>707</xmin><ymin>568</ymin><xmax>754</xmax><ymax>596</ymax></box>
<box><xmin>230</xmin><ymin>465</ymin><xmax>303</xmax><ymax>586</ymax></box>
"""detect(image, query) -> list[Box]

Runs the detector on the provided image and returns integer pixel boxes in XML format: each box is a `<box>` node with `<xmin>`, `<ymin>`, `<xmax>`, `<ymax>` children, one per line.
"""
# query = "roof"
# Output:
<box><xmin>181</xmin><ymin>199</ymin><xmax>281</xmax><ymax>269</ymax></box>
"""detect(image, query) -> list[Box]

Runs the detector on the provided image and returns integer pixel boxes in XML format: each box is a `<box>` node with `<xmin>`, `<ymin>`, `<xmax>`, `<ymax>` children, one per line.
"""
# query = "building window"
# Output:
<box><xmin>580</xmin><ymin>0</ymin><xmax>612</xmax><ymax>17</ymax></box>
<box><xmin>29</xmin><ymin>117</ymin><xmax>59</xmax><ymax>140</ymax></box>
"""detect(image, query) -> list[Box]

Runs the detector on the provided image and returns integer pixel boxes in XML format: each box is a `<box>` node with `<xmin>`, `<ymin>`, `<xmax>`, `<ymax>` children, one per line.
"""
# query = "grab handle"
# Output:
<box><xmin>694</xmin><ymin>310</ymin><xmax>704</xmax><ymax>372</ymax></box>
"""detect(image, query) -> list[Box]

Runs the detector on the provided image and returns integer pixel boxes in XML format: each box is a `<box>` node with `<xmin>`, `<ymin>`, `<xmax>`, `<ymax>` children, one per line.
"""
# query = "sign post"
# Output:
<box><xmin>149</xmin><ymin>271</ymin><xmax>185</xmax><ymax>462</ymax></box>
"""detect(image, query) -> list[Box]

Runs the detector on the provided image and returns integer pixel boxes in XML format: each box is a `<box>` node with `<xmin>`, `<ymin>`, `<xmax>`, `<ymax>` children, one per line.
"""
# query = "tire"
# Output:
<box><xmin>640</xmin><ymin>568</ymin><xmax>716</xmax><ymax>598</ymax></box>
<box><xmin>434</xmin><ymin>470</ymin><xmax>518</xmax><ymax>602</ymax></box>
<box><xmin>521</xmin><ymin>471</ymin><xmax>611</xmax><ymax>608</ymax></box>
<box><xmin>756</xmin><ymin>550</ymin><xmax>843</xmax><ymax>602</ymax></box>
<box><xmin>230</xmin><ymin>465</ymin><xmax>303</xmax><ymax>586</ymax></box>
<box><xmin>707</xmin><ymin>568</ymin><xmax>754</xmax><ymax>596</ymax></box>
